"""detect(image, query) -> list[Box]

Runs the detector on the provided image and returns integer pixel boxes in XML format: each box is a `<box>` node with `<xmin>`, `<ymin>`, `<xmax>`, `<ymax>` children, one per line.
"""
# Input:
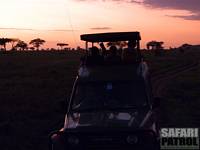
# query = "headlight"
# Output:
<box><xmin>126</xmin><ymin>135</ymin><xmax>138</xmax><ymax>144</ymax></box>
<box><xmin>67</xmin><ymin>136</ymin><xmax>79</xmax><ymax>145</ymax></box>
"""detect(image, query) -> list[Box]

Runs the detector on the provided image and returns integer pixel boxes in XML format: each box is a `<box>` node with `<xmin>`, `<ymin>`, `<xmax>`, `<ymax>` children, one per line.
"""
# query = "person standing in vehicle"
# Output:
<box><xmin>86</xmin><ymin>46</ymin><xmax>104</xmax><ymax>65</ymax></box>
<box><xmin>105</xmin><ymin>45</ymin><xmax>121</xmax><ymax>64</ymax></box>
<box><xmin>122</xmin><ymin>40</ymin><xmax>137</xmax><ymax>63</ymax></box>
<box><xmin>99</xmin><ymin>42</ymin><xmax>107</xmax><ymax>56</ymax></box>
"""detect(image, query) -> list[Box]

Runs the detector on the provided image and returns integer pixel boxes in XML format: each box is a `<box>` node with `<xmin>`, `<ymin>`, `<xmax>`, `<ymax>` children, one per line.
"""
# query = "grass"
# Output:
<box><xmin>143</xmin><ymin>49</ymin><xmax>200</xmax><ymax>127</ymax></box>
<box><xmin>160</xmin><ymin>65</ymin><xmax>200</xmax><ymax>127</ymax></box>
<box><xmin>0</xmin><ymin>51</ymin><xmax>83</xmax><ymax>150</ymax></box>
<box><xmin>0</xmin><ymin>49</ymin><xmax>199</xmax><ymax>150</ymax></box>
<box><xmin>142</xmin><ymin>50</ymin><xmax>196</xmax><ymax>73</ymax></box>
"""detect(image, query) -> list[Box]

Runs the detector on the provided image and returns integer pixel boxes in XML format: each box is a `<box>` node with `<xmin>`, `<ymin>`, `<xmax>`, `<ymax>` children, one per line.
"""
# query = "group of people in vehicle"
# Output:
<box><xmin>81</xmin><ymin>40</ymin><xmax>140</xmax><ymax>66</ymax></box>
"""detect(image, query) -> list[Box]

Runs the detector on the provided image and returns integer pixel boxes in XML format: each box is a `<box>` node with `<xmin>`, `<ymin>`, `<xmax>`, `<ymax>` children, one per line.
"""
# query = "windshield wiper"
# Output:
<box><xmin>72</xmin><ymin>107</ymin><xmax>105</xmax><ymax>112</ymax></box>
<box><xmin>71</xmin><ymin>105</ymin><xmax>146</xmax><ymax>113</ymax></box>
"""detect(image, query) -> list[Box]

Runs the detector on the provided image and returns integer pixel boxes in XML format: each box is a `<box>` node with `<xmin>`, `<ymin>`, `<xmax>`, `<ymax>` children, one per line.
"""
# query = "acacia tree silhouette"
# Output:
<box><xmin>29</xmin><ymin>38</ymin><xmax>45</xmax><ymax>51</ymax></box>
<box><xmin>147</xmin><ymin>41</ymin><xmax>164</xmax><ymax>56</ymax></box>
<box><xmin>15</xmin><ymin>40</ymin><xmax>28</xmax><ymax>51</ymax></box>
<box><xmin>0</xmin><ymin>38</ymin><xmax>12</xmax><ymax>51</ymax></box>
<box><xmin>10</xmin><ymin>38</ymin><xmax>19</xmax><ymax>50</ymax></box>
<box><xmin>106</xmin><ymin>41</ymin><xmax>127</xmax><ymax>49</ymax></box>
<box><xmin>57</xmin><ymin>43</ymin><xmax>68</xmax><ymax>50</ymax></box>
<box><xmin>146</xmin><ymin>41</ymin><xmax>164</xmax><ymax>50</ymax></box>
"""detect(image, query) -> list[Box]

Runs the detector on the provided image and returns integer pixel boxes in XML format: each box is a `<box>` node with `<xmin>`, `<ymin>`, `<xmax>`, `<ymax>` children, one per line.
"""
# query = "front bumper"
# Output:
<box><xmin>49</xmin><ymin>128</ymin><xmax>159</xmax><ymax>150</ymax></box>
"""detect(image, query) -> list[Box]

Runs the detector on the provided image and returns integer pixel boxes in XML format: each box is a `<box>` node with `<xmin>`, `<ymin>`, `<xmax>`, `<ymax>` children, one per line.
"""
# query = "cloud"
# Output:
<box><xmin>46</xmin><ymin>29</ymin><xmax>78</xmax><ymax>32</ymax></box>
<box><xmin>167</xmin><ymin>14</ymin><xmax>200</xmax><ymax>21</ymax></box>
<box><xmin>0</xmin><ymin>27</ymin><xmax>76</xmax><ymax>32</ymax></box>
<box><xmin>75</xmin><ymin>0</ymin><xmax>200</xmax><ymax>20</ymax></box>
<box><xmin>141</xmin><ymin>0</ymin><xmax>200</xmax><ymax>12</ymax></box>
<box><xmin>132</xmin><ymin>0</ymin><xmax>200</xmax><ymax>20</ymax></box>
<box><xmin>0</xmin><ymin>27</ymin><xmax>34</xmax><ymax>31</ymax></box>
<box><xmin>90</xmin><ymin>27</ymin><xmax>112</xmax><ymax>30</ymax></box>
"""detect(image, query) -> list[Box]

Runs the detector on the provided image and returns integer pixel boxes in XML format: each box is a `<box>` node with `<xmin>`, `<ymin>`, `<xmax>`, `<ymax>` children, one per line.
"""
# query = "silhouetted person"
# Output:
<box><xmin>105</xmin><ymin>46</ymin><xmax>121</xmax><ymax>64</ymax></box>
<box><xmin>86</xmin><ymin>46</ymin><xmax>103</xmax><ymax>65</ymax></box>
<box><xmin>99</xmin><ymin>42</ymin><xmax>107</xmax><ymax>56</ymax></box>
<box><xmin>122</xmin><ymin>40</ymin><xmax>137</xmax><ymax>63</ymax></box>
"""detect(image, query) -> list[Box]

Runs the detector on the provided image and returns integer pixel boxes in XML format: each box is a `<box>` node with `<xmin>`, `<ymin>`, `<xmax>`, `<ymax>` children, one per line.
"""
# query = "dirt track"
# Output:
<box><xmin>151</xmin><ymin>62</ymin><xmax>199</xmax><ymax>97</ymax></box>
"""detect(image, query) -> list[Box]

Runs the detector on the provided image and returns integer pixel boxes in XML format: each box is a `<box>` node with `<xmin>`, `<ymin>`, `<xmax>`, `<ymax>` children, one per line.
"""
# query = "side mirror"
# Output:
<box><xmin>152</xmin><ymin>97</ymin><xmax>161</xmax><ymax>110</ymax></box>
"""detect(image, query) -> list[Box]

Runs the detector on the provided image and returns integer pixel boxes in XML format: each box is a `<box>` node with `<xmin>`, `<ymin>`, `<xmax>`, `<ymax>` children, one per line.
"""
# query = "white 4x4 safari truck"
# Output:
<box><xmin>49</xmin><ymin>32</ymin><xmax>160</xmax><ymax>150</ymax></box>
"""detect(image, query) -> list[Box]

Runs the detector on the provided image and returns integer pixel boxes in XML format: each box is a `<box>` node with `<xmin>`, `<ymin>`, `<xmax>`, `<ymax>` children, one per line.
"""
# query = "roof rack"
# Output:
<box><xmin>81</xmin><ymin>32</ymin><xmax>141</xmax><ymax>42</ymax></box>
<box><xmin>80</xmin><ymin>31</ymin><xmax>142</xmax><ymax>64</ymax></box>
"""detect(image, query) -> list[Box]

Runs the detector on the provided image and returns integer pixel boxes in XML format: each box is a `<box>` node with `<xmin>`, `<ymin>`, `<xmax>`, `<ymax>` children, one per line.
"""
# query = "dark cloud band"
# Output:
<box><xmin>0</xmin><ymin>27</ymin><xmax>76</xmax><ymax>32</ymax></box>
<box><xmin>90</xmin><ymin>27</ymin><xmax>112</xmax><ymax>30</ymax></box>
<box><xmin>75</xmin><ymin>0</ymin><xmax>200</xmax><ymax>20</ymax></box>
<box><xmin>136</xmin><ymin>0</ymin><xmax>200</xmax><ymax>20</ymax></box>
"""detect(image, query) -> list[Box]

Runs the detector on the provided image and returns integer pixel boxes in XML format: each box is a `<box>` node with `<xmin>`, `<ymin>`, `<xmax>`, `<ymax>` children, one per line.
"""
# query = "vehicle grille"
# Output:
<box><xmin>85</xmin><ymin>135</ymin><xmax>127</xmax><ymax>150</ymax></box>
<box><xmin>64</xmin><ymin>129</ymin><xmax>157</xmax><ymax>150</ymax></box>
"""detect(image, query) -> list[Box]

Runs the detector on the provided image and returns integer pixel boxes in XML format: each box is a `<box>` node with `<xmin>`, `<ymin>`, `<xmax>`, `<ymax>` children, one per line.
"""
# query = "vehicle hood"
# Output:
<box><xmin>66</xmin><ymin>109</ymin><xmax>149</xmax><ymax>129</ymax></box>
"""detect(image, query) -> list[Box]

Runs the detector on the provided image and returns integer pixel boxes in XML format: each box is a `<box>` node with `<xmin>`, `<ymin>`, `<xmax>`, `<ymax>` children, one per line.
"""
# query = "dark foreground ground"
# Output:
<box><xmin>0</xmin><ymin>50</ymin><xmax>200</xmax><ymax>150</ymax></box>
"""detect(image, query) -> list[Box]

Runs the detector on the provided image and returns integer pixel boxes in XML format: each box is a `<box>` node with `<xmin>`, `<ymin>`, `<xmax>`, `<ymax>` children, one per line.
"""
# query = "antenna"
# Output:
<box><xmin>65</xmin><ymin>1</ymin><xmax>78</xmax><ymax>48</ymax></box>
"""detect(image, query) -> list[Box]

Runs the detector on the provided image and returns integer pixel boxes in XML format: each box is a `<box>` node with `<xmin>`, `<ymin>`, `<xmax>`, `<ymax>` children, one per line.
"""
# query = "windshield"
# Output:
<box><xmin>72</xmin><ymin>80</ymin><xmax>148</xmax><ymax>112</ymax></box>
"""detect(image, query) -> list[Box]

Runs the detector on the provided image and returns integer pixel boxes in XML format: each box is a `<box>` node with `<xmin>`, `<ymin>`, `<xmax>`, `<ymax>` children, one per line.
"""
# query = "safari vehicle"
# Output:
<box><xmin>49</xmin><ymin>32</ymin><xmax>160</xmax><ymax>150</ymax></box>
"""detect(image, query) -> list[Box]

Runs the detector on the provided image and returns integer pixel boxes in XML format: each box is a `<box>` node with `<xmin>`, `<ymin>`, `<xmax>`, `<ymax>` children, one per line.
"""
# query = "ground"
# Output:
<box><xmin>0</xmin><ymin>49</ymin><xmax>199</xmax><ymax>150</ymax></box>
<box><xmin>0</xmin><ymin>51</ymin><xmax>82</xmax><ymax>150</ymax></box>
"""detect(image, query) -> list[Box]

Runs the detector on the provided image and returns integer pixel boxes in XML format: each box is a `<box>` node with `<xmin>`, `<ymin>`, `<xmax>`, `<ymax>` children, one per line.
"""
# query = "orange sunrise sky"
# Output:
<box><xmin>0</xmin><ymin>0</ymin><xmax>200</xmax><ymax>49</ymax></box>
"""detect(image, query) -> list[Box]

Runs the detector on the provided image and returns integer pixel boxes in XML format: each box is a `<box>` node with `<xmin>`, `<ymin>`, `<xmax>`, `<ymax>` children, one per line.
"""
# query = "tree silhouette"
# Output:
<box><xmin>15</xmin><ymin>40</ymin><xmax>28</xmax><ymax>51</ymax></box>
<box><xmin>107</xmin><ymin>41</ymin><xmax>127</xmax><ymax>49</ymax></box>
<box><xmin>10</xmin><ymin>38</ymin><xmax>19</xmax><ymax>50</ymax></box>
<box><xmin>57</xmin><ymin>43</ymin><xmax>68</xmax><ymax>50</ymax></box>
<box><xmin>30</xmin><ymin>47</ymin><xmax>35</xmax><ymax>51</ymax></box>
<box><xmin>146</xmin><ymin>41</ymin><xmax>164</xmax><ymax>50</ymax></box>
<box><xmin>181</xmin><ymin>43</ymin><xmax>192</xmax><ymax>48</ymax></box>
<box><xmin>147</xmin><ymin>41</ymin><xmax>164</xmax><ymax>56</ymax></box>
<box><xmin>0</xmin><ymin>38</ymin><xmax>12</xmax><ymax>51</ymax></box>
<box><xmin>29</xmin><ymin>38</ymin><xmax>45</xmax><ymax>51</ymax></box>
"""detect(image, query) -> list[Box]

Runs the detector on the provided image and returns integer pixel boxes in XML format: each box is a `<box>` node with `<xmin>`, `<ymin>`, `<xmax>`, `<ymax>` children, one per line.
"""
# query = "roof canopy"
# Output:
<box><xmin>80</xmin><ymin>32</ymin><xmax>141</xmax><ymax>42</ymax></box>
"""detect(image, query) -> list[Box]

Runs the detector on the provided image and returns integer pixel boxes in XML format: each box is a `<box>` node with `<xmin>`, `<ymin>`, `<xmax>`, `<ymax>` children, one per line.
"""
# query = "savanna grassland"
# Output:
<box><xmin>143</xmin><ymin>49</ymin><xmax>200</xmax><ymax>127</ymax></box>
<box><xmin>0</xmin><ymin>49</ymin><xmax>200</xmax><ymax>150</ymax></box>
<box><xmin>0</xmin><ymin>51</ymin><xmax>82</xmax><ymax>150</ymax></box>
